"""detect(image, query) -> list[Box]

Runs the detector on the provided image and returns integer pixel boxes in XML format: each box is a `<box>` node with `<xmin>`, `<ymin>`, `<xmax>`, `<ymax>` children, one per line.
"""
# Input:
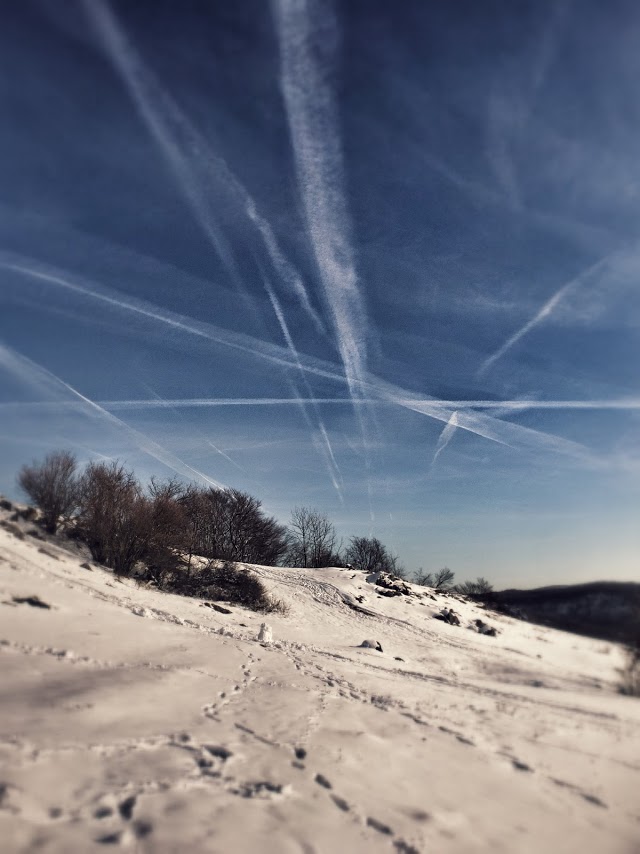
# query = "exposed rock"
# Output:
<box><xmin>12</xmin><ymin>504</ymin><xmax>38</xmax><ymax>522</ymax></box>
<box><xmin>375</xmin><ymin>572</ymin><xmax>414</xmax><ymax>597</ymax></box>
<box><xmin>209</xmin><ymin>603</ymin><xmax>232</xmax><ymax>614</ymax></box>
<box><xmin>360</xmin><ymin>639</ymin><xmax>383</xmax><ymax>652</ymax></box>
<box><xmin>12</xmin><ymin>595</ymin><xmax>51</xmax><ymax>609</ymax></box>
<box><xmin>473</xmin><ymin>618</ymin><xmax>498</xmax><ymax>637</ymax></box>
<box><xmin>433</xmin><ymin>608</ymin><xmax>461</xmax><ymax>626</ymax></box>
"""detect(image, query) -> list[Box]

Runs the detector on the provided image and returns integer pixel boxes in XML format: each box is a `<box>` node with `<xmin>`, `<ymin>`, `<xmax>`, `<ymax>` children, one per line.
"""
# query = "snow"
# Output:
<box><xmin>1</xmin><ymin>523</ymin><xmax>639</xmax><ymax>853</ymax></box>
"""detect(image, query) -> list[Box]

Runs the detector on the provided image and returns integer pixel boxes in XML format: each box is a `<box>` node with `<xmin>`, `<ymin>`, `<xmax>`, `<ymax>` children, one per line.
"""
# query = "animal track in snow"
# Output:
<box><xmin>231</xmin><ymin>780</ymin><xmax>286</xmax><ymax>799</ymax></box>
<box><xmin>315</xmin><ymin>773</ymin><xmax>332</xmax><ymax>790</ymax></box>
<box><xmin>367</xmin><ymin>815</ymin><xmax>393</xmax><ymax>835</ymax></box>
<box><xmin>550</xmin><ymin>777</ymin><xmax>607</xmax><ymax>808</ymax></box>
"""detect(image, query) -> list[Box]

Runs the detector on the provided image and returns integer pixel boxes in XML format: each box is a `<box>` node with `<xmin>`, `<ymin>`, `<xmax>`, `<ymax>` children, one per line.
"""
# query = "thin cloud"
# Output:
<box><xmin>431</xmin><ymin>411</ymin><xmax>459</xmax><ymax>466</ymax></box>
<box><xmin>0</xmin><ymin>253</ymin><xmax>607</xmax><ymax>461</ymax></box>
<box><xmin>3</xmin><ymin>397</ymin><xmax>640</xmax><ymax>411</ymax></box>
<box><xmin>478</xmin><ymin>255</ymin><xmax>611</xmax><ymax>376</ymax></box>
<box><xmin>0</xmin><ymin>341</ymin><xmax>224</xmax><ymax>488</ymax></box>
<box><xmin>263</xmin><ymin>276</ymin><xmax>343</xmax><ymax>499</ymax></box>
<box><xmin>0</xmin><ymin>255</ymin><xmax>342</xmax><ymax>384</ymax></box>
<box><xmin>84</xmin><ymin>0</ymin><xmax>326</xmax><ymax>336</ymax></box>
<box><xmin>273</xmin><ymin>0</ymin><xmax>367</xmax><ymax>404</ymax></box>
<box><xmin>273</xmin><ymin>0</ymin><xmax>374</xmax><ymax>515</ymax></box>
<box><xmin>139</xmin><ymin>381</ymin><xmax>248</xmax><ymax>476</ymax></box>
<box><xmin>204</xmin><ymin>440</ymin><xmax>246</xmax><ymax>475</ymax></box>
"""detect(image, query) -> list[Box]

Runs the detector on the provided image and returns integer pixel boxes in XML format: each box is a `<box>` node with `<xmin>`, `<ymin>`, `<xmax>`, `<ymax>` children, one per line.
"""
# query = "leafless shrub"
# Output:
<box><xmin>370</xmin><ymin>694</ymin><xmax>394</xmax><ymax>710</ymax></box>
<box><xmin>456</xmin><ymin>576</ymin><xmax>495</xmax><ymax>602</ymax></box>
<box><xmin>433</xmin><ymin>567</ymin><xmax>455</xmax><ymax>589</ymax></box>
<box><xmin>414</xmin><ymin>566</ymin><xmax>456</xmax><ymax>588</ymax></box>
<box><xmin>163</xmin><ymin>560</ymin><xmax>287</xmax><ymax>613</ymax></box>
<box><xmin>17</xmin><ymin>450</ymin><xmax>79</xmax><ymax>534</ymax></box>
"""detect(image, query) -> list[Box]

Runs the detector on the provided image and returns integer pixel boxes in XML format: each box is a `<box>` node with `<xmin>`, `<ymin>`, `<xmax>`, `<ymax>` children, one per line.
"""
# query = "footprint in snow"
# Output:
<box><xmin>367</xmin><ymin>816</ymin><xmax>393</xmax><ymax>835</ymax></box>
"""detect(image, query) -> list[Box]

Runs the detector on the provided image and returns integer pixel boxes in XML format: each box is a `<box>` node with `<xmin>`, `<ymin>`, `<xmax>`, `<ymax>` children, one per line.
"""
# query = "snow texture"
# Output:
<box><xmin>0</xmin><ymin>513</ymin><xmax>639</xmax><ymax>853</ymax></box>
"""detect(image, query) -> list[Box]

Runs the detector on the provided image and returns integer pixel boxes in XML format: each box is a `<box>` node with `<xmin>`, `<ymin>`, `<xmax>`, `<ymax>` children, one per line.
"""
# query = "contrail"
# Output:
<box><xmin>273</xmin><ymin>0</ymin><xmax>367</xmax><ymax>405</ymax></box>
<box><xmin>84</xmin><ymin>0</ymin><xmax>326</xmax><ymax>337</ymax></box>
<box><xmin>478</xmin><ymin>255</ymin><xmax>611</xmax><ymax>376</ymax></box>
<box><xmin>82</xmin><ymin>0</ymin><xmax>250</xmax><ymax>306</ymax></box>
<box><xmin>431</xmin><ymin>411</ymin><xmax>459</xmax><ymax>466</ymax></box>
<box><xmin>0</xmin><ymin>254</ymin><xmax>606</xmax><ymax>459</ymax></box>
<box><xmin>0</xmin><ymin>255</ymin><xmax>342</xmax><ymax>384</ymax></box>
<box><xmin>273</xmin><ymin>0</ymin><xmax>374</xmax><ymax>515</ymax></box>
<box><xmin>0</xmin><ymin>342</ymin><xmax>224</xmax><ymax>488</ymax></box>
<box><xmin>263</xmin><ymin>277</ymin><xmax>343</xmax><ymax>498</ymax></box>
<box><xmin>247</xmin><ymin>199</ymin><xmax>327</xmax><ymax>337</ymax></box>
<box><xmin>205</xmin><ymin>440</ymin><xmax>246</xmax><ymax>475</ymax></box>
<box><xmin>139</xmin><ymin>381</ymin><xmax>247</xmax><ymax>476</ymax></box>
<box><xmin>397</xmin><ymin>395</ymin><xmax>588</xmax><ymax>459</ymax></box>
<box><xmin>3</xmin><ymin>397</ymin><xmax>640</xmax><ymax>411</ymax></box>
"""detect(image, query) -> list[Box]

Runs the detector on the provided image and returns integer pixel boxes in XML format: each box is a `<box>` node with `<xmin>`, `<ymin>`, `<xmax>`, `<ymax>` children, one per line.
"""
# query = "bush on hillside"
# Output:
<box><xmin>415</xmin><ymin>567</ymin><xmax>455</xmax><ymax>589</ymax></box>
<box><xmin>162</xmin><ymin>560</ymin><xmax>288</xmax><ymax>614</ymax></box>
<box><xmin>456</xmin><ymin>576</ymin><xmax>495</xmax><ymax>602</ymax></box>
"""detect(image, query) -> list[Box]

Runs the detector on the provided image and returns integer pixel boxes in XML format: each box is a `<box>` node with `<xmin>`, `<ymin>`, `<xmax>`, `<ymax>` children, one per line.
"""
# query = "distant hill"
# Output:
<box><xmin>495</xmin><ymin>581</ymin><xmax>640</xmax><ymax>644</ymax></box>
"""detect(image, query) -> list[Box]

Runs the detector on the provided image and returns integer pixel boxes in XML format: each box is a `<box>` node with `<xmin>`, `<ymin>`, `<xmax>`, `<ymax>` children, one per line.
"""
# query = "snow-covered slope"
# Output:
<box><xmin>1</xmin><ymin>524</ymin><xmax>639</xmax><ymax>853</ymax></box>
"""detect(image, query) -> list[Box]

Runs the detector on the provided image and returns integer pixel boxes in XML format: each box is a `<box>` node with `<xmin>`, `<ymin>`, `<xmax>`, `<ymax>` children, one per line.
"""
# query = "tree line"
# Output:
<box><xmin>16</xmin><ymin>451</ymin><xmax>402</xmax><ymax>579</ymax></box>
<box><xmin>16</xmin><ymin>449</ymin><xmax>492</xmax><ymax>596</ymax></box>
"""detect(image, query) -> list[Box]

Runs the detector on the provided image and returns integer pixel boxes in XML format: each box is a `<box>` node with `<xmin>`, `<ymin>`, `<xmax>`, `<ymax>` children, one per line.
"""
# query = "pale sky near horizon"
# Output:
<box><xmin>0</xmin><ymin>0</ymin><xmax>639</xmax><ymax>587</ymax></box>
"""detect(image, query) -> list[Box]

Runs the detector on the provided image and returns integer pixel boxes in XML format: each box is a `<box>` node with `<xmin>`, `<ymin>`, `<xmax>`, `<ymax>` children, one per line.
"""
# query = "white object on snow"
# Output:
<box><xmin>258</xmin><ymin>623</ymin><xmax>273</xmax><ymax>643</ymax></box>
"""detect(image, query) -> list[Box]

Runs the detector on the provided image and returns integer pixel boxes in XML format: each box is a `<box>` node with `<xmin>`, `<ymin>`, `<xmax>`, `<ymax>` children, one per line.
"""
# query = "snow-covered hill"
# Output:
<box><xmin>1</xmin><ymin>520</ymin><xmax>639</xmax><ymax>853</ymax></box>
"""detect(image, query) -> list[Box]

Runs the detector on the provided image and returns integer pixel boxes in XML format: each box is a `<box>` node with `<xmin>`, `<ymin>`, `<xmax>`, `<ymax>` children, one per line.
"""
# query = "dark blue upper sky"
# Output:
<box><xmin>1</xmin><ymin>0</ymin><xmax>638</xmax><ymax>585</ymax></box>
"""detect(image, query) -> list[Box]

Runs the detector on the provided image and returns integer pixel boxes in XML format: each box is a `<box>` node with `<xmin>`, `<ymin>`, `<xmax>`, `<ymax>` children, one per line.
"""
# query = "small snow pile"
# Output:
<box><xmin>360</xmin><ymin>639</ymin><xmax>383</xmax><ymax>652</ymax></box>
<box><xmin>258</xmin><ymin>623</ymin><xmax>273</xmax><ymax>643</ymax></box>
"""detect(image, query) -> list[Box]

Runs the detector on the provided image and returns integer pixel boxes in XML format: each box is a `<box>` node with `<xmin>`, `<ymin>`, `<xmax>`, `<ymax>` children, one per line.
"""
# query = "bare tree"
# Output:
<box><xmin>415</xmin><ymin>568</ymin><xmax>434</xmax><ymax>586</ymax></box>
<box><xmin>344</xmin><ymin>536</ymin><xmax>399</xmax><ymax>574</ymax></box>
<box><xmin>179</xmin><ymin>486</ymin><xmax>288</xmax><ymax>566</ymax></box>
<box><xmin>143</xmin><ymin>477</ymin><xmax>188</xmax><ymax>581</ymax></box>
<box><xmin>456</xmin><ymin>577</ymin><xmax>494</xmax><ymax>599</ymax></box>
<box><xmin>17</xmin><ymin>450</ymin><xmax>79</xmax><ymax>533</ymax></box>
<box><xmin>286</xmin><ymin>506</ymin><xmax>339</xmax><ymax>567</ymax></box>
<box><xmin>76</xmin><ymin>461</ymin><xmax>151</xmax><ymax>576</ymax></box>
<box><xmin>388</xmin><ymin>553</ymin><xmax>407</xmax><ymax>579</ymax></box>
<box><xmin>433</xmin><ymin>567</ymin><xmax>455</xmax><ymax>589</ymax></box>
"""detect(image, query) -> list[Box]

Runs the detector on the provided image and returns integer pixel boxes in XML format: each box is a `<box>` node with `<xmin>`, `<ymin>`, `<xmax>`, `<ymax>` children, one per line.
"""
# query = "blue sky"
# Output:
<box><xmin>1</xmin><ymin>0</ymin><xmax>639</xmax><ymax>586</ymax></box>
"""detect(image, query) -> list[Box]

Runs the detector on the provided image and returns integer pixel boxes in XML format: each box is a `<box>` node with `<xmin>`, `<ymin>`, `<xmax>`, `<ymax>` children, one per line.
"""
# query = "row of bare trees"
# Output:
<box><xmin>17</xmin><ymin>452</ymin><xmax>288</xmax><ymax>578</ymax></box>
<box><xmin>15</xmin><ymin>452</ymin><xmax>497</xmax><ymax>594</ymax></box>
<box><xmin>16</xmin><ymin>452</ymin><xmax>407</xmax><ymax>579</ymax></box>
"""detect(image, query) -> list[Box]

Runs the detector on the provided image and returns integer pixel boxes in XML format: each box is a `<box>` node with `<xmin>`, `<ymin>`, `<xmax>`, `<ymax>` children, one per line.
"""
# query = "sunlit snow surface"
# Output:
<box><xmin>1</xmin><ymin>523</ymin><xmax>638</xmax><ymax>853</ymax></box>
